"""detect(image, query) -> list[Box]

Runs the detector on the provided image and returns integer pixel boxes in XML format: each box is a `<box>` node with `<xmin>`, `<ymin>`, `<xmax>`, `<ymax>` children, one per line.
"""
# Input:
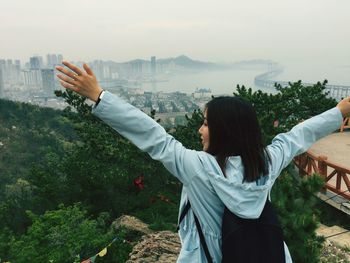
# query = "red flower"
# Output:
<box><xmin>133</xmin><ymin>175</ymin><xmax>145</xmax><ymax>190</ymax></box>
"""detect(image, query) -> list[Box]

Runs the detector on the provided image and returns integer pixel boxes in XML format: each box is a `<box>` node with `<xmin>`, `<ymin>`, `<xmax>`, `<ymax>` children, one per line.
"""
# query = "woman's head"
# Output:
<box><xmin>199</xmin><ymin>96</ymin><xmax>270</xmax><ymax>182</ymax></box>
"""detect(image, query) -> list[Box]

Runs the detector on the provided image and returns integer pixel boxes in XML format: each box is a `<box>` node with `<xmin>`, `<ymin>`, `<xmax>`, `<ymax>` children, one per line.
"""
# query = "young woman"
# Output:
<box><xmin>56</xmin><ymin>61</ymin><xmax>350</xmax><ymax>263</ymax></box>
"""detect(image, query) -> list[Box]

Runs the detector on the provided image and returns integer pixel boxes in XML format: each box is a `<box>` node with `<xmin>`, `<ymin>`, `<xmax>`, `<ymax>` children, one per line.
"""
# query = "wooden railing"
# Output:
<box><xmin>294</xmin><ymin>151</ymin><xmax>350</xmax><ymax>201</ymax></box>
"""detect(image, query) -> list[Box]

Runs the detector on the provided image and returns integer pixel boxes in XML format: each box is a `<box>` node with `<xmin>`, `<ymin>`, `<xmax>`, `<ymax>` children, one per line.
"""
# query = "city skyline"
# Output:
<box><xmin>0</xmin><ymin>0</ymin><xmax>350</xmax><ymax>68</ymax></box>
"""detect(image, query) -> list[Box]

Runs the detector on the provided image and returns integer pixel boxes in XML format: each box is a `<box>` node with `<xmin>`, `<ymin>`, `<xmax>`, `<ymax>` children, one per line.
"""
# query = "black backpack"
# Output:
<box><xmin>178</xmin><ymin>199</ymin><xmax>286</xmax><ymax>263</ymax></box>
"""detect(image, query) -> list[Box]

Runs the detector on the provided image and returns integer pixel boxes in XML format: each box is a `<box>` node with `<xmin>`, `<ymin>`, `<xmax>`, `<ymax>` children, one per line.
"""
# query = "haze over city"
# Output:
<box><xmin>1</xmin><ymin>0</ymin><xmax>349</xmax><ymax>67</ymax></box>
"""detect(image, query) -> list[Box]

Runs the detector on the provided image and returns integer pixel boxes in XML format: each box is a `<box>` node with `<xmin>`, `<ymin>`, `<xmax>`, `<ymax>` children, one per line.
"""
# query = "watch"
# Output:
<box><xmin>95</xmin><ymin>90</ymin><xmax>105</xmax><ymax>106</ymax></box>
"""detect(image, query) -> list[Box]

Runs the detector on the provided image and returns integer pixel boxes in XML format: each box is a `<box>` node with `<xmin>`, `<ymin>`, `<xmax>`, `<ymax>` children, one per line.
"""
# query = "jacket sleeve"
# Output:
<box><xmin>92</xmin><ymin>91</ymin><xmax>201</xmax><ymax>185</ymax></box>
<box><xmin>267</xmin><ymin>107</ymin><xmax>343</xmax><ymax>180</ymax></box>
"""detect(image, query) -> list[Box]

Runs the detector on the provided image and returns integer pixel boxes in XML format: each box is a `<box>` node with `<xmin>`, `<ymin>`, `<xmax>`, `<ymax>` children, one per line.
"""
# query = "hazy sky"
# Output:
<box><xmin>1</xmin><ymin>0</ymin><xmax>349</xmax><ymax>66</ymax></box>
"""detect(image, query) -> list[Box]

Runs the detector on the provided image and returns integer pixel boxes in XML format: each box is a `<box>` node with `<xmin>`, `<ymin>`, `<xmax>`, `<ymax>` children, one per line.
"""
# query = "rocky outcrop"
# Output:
<box><xmin>114</xmin><ymin>216</ymin><xmax>350</xmax><ymax>263</ymax></box>
<box><xmin>126</xmin><ymin>231</ymin><xmax>181</xmax><ymax>263</ymax></box>
<box><xmin>317</xmin><ymin>224</ymin><xmax>350</xmax><ymax>262</ymax></box>
<box><xmin>320</xmin><ymin>239</ymin><xmax>350</xmax><ymax>262</ymax></box>
<box><xmin>113</xmin><ymin>215</ymin><xmax>180</xmax><ymax>262</ymax></box>
<box><xmin>113</xmin><ymin>215</ymin><xmax>153</xmax><ymax>235</ymax></box>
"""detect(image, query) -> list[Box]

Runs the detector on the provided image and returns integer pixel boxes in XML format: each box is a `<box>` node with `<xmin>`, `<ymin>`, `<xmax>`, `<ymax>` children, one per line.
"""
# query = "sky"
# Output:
<box><xmin>1</xmin><ymin>0</ymin><xmax>350</xmax><ymax>67</ymax></box>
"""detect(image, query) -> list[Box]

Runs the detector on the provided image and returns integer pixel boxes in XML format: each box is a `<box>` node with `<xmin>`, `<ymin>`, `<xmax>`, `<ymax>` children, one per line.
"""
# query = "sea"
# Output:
<box><xmin>139</xmin><ymin>63</ymin><xmax>350</xmax><ymax>96</ymax></box>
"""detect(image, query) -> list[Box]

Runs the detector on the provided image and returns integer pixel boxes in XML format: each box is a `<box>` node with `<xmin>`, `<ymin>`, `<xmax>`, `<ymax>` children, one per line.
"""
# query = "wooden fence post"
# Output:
<box><xmin>318</xmin><ymin>155</ymin><xmax>328</xmax><ymax>193</ymax></box>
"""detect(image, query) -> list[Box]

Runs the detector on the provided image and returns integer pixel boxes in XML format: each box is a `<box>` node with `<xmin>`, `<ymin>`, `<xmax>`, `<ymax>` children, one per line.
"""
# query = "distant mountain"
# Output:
<box><xmin>157</xmin><ymin>55</ymin><xmax>218</xmax><ymax>69</ymax></box>
<box><xmin>107</xmin><ymin>55</ymin><xmax>275</xmax><ymax>71</ymax></box>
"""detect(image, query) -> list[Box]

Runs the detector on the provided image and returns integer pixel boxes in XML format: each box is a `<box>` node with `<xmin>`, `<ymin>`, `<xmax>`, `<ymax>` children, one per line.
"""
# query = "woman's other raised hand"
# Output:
<box><xmin>56</xmin><ymin>61</ymin><xmax>103</xmax><ymax>102</ymax></box>
<box><xmin>337</xmin><ymin>96</ymin><xmax>350</xmax><ymax>118</ymax></box>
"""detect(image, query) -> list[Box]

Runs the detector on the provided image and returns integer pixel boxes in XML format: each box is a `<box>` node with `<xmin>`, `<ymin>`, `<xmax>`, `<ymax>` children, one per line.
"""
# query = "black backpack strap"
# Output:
<box><xmin>177</xmin><ymin>200</ymin><xmax>191</xmax><ymax>231</ymax></box>
<box><xmin>177</xmin><ymin>200</ymin><xmax>213</xmax><ymax>263</ymax></box>
<box><xmin>193</xmin><ymin>210</ymin><xmax>214</xmax><ymax>263</ymax></box>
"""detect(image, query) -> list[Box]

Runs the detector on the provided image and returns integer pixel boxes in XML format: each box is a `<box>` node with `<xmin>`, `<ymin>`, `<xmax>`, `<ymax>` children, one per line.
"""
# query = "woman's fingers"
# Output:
<box><xmin>56</xmin><ymin>73</ymin><xmax>77</xmax><ymax>86</ymax></box>
<box><xmin>62</xmin><ymin>61</ymin><xmax>83</xmax><ymax>76</ymax></box>
<box><xmin>56</xmin><ymin>66</ymin><xmax>80</xmax><ymax>81</ymax></box>
<box><xmin>59</xmin><ymin>80</ymin><xmax>78</xmax><ymax>92</ymax></box>
<box><xmin>83</xmin><ymin>63</ymin><xmax>94</xmax><ymax>76</ymax></box>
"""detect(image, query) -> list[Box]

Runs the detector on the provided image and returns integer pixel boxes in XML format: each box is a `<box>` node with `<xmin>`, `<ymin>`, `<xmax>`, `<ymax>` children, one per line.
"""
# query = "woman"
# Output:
<box><xmin>56</xmin><ymin>61</ymin><xmax>350</xmax><ymax>263</ymax></box>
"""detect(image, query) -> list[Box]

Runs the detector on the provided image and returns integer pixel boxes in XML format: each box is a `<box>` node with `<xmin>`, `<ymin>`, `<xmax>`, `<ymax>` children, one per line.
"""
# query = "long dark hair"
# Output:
<box><xmin>205</xmin><ymin>96</ymin><xmax>270</xmax><ymax>182</ymax></box>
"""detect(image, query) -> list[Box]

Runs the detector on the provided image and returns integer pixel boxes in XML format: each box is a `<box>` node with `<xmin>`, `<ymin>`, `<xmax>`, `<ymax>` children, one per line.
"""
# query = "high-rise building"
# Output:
<box><xmin>46</xmin><ymin>54</ymin><xmax>61</xmax><ymax>68</ymax></box>
<box><xmin>23</xmin><ymin>69</ymin><xmax>42</xmax><ymax>89</ymax></box>
<box><xmin>30</xmin><ymin>56</ymin><xmax>43</xmax><ymax>69</ymax></box>
<box><xmin>57</xmin><ymin>54</ymin><xmax>63</xmax><ymax>64</ymax></box>
<box><xmin>14</xmin><ymin>60</ymin><xmax>21</xmax><ymax>81</ymax></box>
<box><xmin>38</xmin><ymin>56</ymin><xmax>44</xmax><ymax>68</ymax></box>
<box><xmin>0</xmin><ymin>68</ymin><xmax>4</xmax><ymax>97</ymax></box>
<box><xmin>151</xmin><ymin>56</ymin><xmax>156</xmax><ymax>76</ymax></box>
<box><xmin>91</xmin><ymin>60</ymin><xmax>104</xmax><ymax>80</ymax></box>
<box><xmin>23</xmin><ymin>70</ymin><xmax>31</xmax><ymax>86</ymax></box>
<box><xmin>131</xmin><ymin>60</ymin><xmax>143</xmax><ymax>77</ymax></box>
<box><xmin>0</xmin><ymin>60</ymin><xmax>5</xmax><ymax>82</ymax></box>
<box><xmin>47</xmin><ymin>54</ymin><xmax>54</xmax><ymax>68</ymax></box>
<box><xmin>6</xmin><ymin>60</ymin><xmax>13</xmax><ymax>82</ymax></box>
<box><xmin>41</xmin><ymin>69</ymin><xmax>55</xmax><ymax>95</ymax></box>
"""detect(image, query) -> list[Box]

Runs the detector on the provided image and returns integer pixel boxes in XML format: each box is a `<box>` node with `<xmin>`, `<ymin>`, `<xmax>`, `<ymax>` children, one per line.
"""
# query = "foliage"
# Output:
<box><xmin>0</xmin><ymin>98</ymin><xmax>75</xmax><ymax>192</ymax></box>
<box><xmin>234</xmin><ymin>80</ymin><xmax>337</xmax><ymax>144</ymax></box>
<box><xmin>171</xmin><ymin>109</ymin><xmax>203</xmax><ymax>150</ymax></box>
<box><xmin>0</xmin><ymin>98</ymin><xmax>76</xmax><ymax>233</ymax></box>
<box><xmin>271</xmin><ymin>172</ymin><xmax>325</xmax><ymax>263</ymax></box>
<box><xmin>0</xmin><ymin>179</ymin><xmax>34</xmax><ymax>234</ymax></box>
<box><xmin>0</xmin><ymin>227</ymin><xmax>15</xmax><ymax>261</ymax></box>
<box><xmin>27</xmin><ymin>90</ymin><xmax>181</xmax><ymax>225</ymax></box>
<box><xmin>7</xmin><ymin>204</ymin><xmax>129</xmax><ymax>263</ymax></box>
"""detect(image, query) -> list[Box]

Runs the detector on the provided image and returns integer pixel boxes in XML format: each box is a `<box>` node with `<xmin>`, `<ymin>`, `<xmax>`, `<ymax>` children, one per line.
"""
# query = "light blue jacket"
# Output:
<box><xmin>93</xmin><ymin>91</ymin><xmax>343</xmax><ymax>263</ymax></box>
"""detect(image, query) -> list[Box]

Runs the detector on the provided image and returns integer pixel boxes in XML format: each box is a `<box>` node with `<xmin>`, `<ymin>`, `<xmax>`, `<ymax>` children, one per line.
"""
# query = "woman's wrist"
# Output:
<box><xmin>90</xmin><ymin>87</ymin><xmax>104</xmax><ymax>102</ymax></box>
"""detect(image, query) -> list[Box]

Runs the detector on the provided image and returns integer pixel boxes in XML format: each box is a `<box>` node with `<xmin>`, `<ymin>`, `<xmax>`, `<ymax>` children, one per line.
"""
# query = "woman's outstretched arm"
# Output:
<box><xmin>56</xmin><ymin>61</ymin><xmax>201</xmax><ymax>185</ymax></box>
<box><xmin>267</xmin><ymin>96</ymin><xmax>350</xmax><ymax>179</ymax></box>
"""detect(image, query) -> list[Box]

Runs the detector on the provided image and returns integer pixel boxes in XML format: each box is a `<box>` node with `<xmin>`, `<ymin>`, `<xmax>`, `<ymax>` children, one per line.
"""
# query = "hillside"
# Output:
<box><xmin>0</xmin><ymin>99</ymin><xmax>76</xmax><ymax>200</ymax></box>
<box><xmin>0</xmin><ymin>82</ymin><xmax>348</xmax><ymax>262</ymax></box>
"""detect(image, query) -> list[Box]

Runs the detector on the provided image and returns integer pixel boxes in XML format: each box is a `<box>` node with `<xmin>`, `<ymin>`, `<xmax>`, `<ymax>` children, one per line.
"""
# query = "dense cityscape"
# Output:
<box><xmin>0</xmin><ymin>54</ymin><xmax>214</xmax><ymax>125</ymax></box>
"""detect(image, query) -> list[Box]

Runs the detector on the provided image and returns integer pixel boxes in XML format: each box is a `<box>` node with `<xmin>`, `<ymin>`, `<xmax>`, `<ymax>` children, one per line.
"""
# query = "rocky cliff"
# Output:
<box><xmin>114</xmin><ymin>215</ymin><xmax>180</xmax><ymax>262</ymax></box>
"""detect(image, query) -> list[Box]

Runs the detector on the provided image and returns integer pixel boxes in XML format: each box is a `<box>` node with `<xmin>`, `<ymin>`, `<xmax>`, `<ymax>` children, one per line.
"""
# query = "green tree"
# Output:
<box><xmin>171</xmin><ymin>109</ymin><xmax>203</xmax><ymax>150</ymax></box>
<box><xmin>28</xmin><ymin>90</ymin><xmax>180</xmax><ymax>227</ymax></box>
<box><xmin>271</xmin><ymin>172</ymin><xmax>325</xmax><ymax>263</ymax></box>
<box><xmin>8</xmin><ymin>204</ymin><xmax>130</xmax><ymax>263</ymax></box>
<box><xmin>234</xmin><ymin>80</ymin><xmax>337</xmax><ymax>143</ymax></box>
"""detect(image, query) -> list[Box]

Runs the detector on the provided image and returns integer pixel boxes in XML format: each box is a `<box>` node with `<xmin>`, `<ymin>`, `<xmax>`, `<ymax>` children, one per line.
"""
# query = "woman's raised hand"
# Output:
<box><xmin>56</xmin><ymin>61</ymin><xmax>103</xmax><ymax>102</ymax></box>
<box><xmin>337</xmin><ymin>96</ymin><xmax>350</xmax><ymax>118</ymax></box>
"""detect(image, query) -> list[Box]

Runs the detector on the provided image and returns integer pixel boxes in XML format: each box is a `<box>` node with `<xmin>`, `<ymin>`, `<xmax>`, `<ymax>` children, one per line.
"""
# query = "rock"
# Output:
<box><xmin>112</xmin><ymin>215</ymin><xmax>153</xmax><ymax>235</ymax></box>
<box><xmin>317</xmin><ymin>224</ymin><xmax>350</xmax><ymax>262</ymax></box>
<box><xmin>126</xmin><ymin>231</ymin><xmax>181</xmax><ymax>263</ymax></box>
<box><xmin>113</xmin><ymin>215</ymin><xmax>181</xmax><ymax>262</ymax></box>
<box><xmin>320</xmin><ymin>240</ymin><xmax>350</xmax><ymax>262</ymax></box>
